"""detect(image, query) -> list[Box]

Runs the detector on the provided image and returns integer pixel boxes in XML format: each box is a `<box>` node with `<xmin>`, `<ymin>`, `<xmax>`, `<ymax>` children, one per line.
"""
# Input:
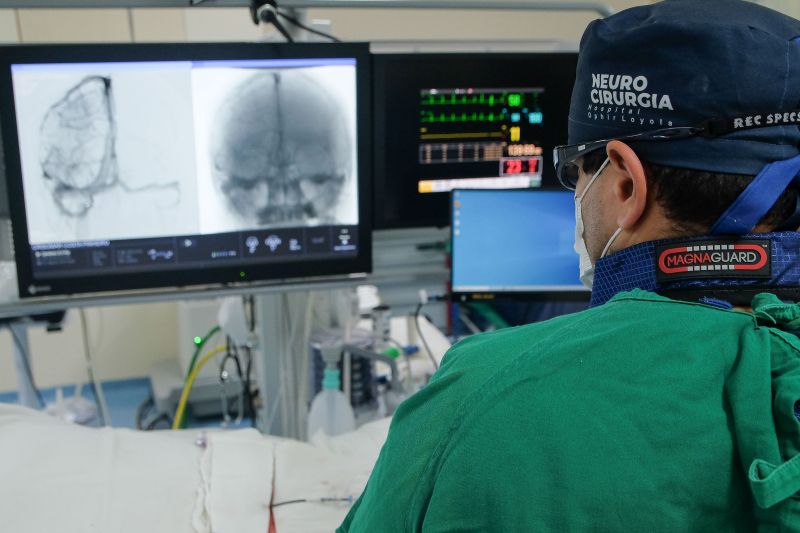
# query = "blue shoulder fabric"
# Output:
<box><xmin>710</xmin><ymin>154</ymin><xmax>800</xmax><ymax>235</ymax></box>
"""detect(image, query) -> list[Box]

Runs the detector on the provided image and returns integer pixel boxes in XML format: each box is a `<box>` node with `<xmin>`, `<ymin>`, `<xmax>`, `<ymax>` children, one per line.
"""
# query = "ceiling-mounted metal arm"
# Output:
<box><xmin>0</xmin><ymin>0</ymin><xmax>614</xmax><ymax>18</ymax></box>
<box><xmin>273</xmin><ymin>1</ymin><xmax>614</xmax><ymax>17</ymax></box>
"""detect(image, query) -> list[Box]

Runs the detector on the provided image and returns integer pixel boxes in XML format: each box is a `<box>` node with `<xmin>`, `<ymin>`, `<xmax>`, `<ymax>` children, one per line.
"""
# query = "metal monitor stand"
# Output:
<box><xmin>10</xmin><ymin>322</ymin><xmax>38</xmax><ymax>409</ymax></box>
<box><xmin>255</xmin><ymin>290</ymin><xmax>318</xmax><ymax>439</ymax></box>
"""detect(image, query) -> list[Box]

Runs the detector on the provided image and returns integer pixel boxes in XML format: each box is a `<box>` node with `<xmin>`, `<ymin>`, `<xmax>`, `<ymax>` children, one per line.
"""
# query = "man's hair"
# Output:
<box><xmin>580</xmin><ymin>150</ymin><xmax>798</xmax><ymax>235</ymax></box>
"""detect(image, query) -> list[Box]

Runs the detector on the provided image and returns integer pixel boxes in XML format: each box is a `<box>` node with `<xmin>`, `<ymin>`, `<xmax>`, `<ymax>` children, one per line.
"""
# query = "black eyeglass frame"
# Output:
<box><xmin>553</xmin><ymin>125</ymin><xmax>703</xmax><ymax>190</ymax></box>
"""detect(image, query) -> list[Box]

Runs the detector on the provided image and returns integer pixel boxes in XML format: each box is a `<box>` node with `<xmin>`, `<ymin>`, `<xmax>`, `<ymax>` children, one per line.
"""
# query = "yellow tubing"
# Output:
<box><xmin>172</xmin><ymin>345</ymin><xmax>227</xmax><ymax>430</ymax></box>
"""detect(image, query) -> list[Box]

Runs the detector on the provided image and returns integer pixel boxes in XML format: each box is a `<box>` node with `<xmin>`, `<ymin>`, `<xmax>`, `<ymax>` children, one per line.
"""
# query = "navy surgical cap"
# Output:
<box><xmin>568</xmin><ymin>0</ymin><xmax>800</xmax><ymax>175</ymax></box>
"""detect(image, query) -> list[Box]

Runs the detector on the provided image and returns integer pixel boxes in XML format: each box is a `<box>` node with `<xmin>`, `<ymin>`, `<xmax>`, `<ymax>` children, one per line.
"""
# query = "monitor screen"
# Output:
<box><xmin>373</xmin><ymin>52</ymin><xmax>578</xmax><ymax>229</ymax></box>
<box><xmin>0</xmin><ymin>43</ymin><xmax>371</xmax><ymax>298</ymax></box>
<box><xmin>451</xmin><ymin>189</ymin><xmax>589</xmax><ymax>301</ymax></box>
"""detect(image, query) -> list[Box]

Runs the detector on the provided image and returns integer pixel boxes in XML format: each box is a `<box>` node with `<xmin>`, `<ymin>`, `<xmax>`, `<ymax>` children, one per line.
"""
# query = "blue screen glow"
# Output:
<box><xmin>452</xmin><ymin>189</ymin><xmax>586</xmax><ymax>293</ymax></box>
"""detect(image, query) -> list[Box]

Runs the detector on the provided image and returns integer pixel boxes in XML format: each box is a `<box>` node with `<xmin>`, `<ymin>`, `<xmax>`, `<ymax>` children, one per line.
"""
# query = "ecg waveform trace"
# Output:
<box><xmin>419</xmin><ymin>87</ymin><xmax>545</xmax><ymax>166</ymax></box>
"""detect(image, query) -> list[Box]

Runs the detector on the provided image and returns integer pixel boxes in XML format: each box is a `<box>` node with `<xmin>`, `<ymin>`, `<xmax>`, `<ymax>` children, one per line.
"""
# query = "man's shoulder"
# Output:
<box><xmin>440</xmin><ymin>289</ymin><xmax>758</xmax><ymax>375</ymax></box>
<box><xmin>436</xmin><ymin>303</ymin><xmax>595</xmax><ymax>379</ymax></box>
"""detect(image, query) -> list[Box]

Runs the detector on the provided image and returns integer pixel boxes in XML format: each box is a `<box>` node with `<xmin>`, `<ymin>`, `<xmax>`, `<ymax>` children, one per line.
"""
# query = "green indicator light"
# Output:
<box><xmin>508</xmin><ymin>93</ymin><xmax>522</xmax><ymax>107</ymax></box>
<box><xmin>193</xmin><ymin>336</ymin><xmax>202</xmax><ymax>345</ymax></box>
<box><xmin>239</xmin><ymin>271</ymin><xmax>246</xmax><ymax>278</ymax></box>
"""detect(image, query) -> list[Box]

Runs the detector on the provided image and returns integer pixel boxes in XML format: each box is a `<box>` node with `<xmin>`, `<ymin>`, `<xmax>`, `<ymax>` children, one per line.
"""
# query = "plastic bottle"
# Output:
<box><xmin>307</xmin><ymin>367</ymin><xmax>356</xmax><ymax>439</ymax></box>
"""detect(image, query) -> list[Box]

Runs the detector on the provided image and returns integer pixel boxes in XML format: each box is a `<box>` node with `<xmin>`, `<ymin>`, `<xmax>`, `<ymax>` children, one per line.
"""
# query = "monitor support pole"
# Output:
<box><xmin>10</xmin><ymin>322</ymin><xmax>38</xmax><ymax>409</ymax></box>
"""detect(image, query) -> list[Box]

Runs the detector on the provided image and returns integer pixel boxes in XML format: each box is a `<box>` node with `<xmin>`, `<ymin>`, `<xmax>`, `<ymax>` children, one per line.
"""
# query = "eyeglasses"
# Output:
<box><xmin>553</xmin><ymin>125</ymin><xmax>703</xmax><ymax>190</ymax></box>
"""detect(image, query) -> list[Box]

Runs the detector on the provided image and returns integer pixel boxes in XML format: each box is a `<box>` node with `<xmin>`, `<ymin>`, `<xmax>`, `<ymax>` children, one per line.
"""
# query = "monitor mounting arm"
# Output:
<box><xmin>250</xmin><ymin>0</ymin><xmax>296</xmax><ymax>41</ymax></box>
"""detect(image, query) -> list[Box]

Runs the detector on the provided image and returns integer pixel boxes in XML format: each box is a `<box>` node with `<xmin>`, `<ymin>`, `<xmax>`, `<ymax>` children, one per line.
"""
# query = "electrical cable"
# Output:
<box><xmin>186</xmin><ymin>325</ymin><xmax>221</xmax><ymax>380</ymax></box>
<box><xmin>242</xmin><ymin>345</ymin><xmax>257</xmax><ymax>427</ymax></box>
<box><xmin>218</xmin><ymin>352</ymin><xmax>236</xmax><ymax>425</ymax></box>
<box><xmin>173</xmin><ymin>345</ymin><xmax>227</xmax><ymax>430</ymax></box>
<box><xmin>250</xmin><ymin>0</ymin><xmax>294</xmax><ymax>43</ymax></box>
<box><xmin>135</xmin><ymin>395</ymin><xmax>155</xmax><ymax>430</ymax></box>
<box><xmin>145</xmin><ymin>413</ymin><xmax>173</xmax><ymax>431</ymax></box>
<box><xmin>179</xmin><ymin>324</ymin><xmax>223</xmax><ymax>429</ymax></box>
<box><xmin>386</xmin><ymin>337</ymin><xmax>415</xmax><ymax>380</ymax></box>
<box><xmin>414</xmin><ymin>303</ymin><xmax>440</xmax><ymax>371</ymax></box>
<box><xmin>219</xmin><ymin>337</ymin><xmax>247</xmax><ymax>425</ymax></box>
<box><xmin>79</xmin><ymin>309</ymin><xmax>111</xmax><ymax>426</ymax></box>
<box><xmin>7</xmin><ymin>325</ymin><xmax>46</xmax><ymax>409</ymax></box>
<box><xmin>243</xmin><ymin>296</ymin><xmax>259</xmax><ymax>428</ymax></box>
<box><xmin>276</xmin><ymin>10</ymin><xmax>341</xmax><ymax>42</ymax></box>
<box><xmin>272</xmin><ymin>496</ymin><xmax>354</xmax><ymax>508</ymax></box>
<box><xmin>233</xmin><ymin>348</ymin><xmax>251</xmax><ymax>425</ymax></box>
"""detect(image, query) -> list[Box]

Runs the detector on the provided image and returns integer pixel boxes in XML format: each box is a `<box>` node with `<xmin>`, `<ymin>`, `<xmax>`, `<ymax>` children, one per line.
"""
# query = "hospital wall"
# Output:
<box><xmin>754</xmin><ymin>0</ymin><xmax>800</xmax><ymax>17</ymax></box>
<box><xmin>0</xmin><ymin>0</ymin><xmax>774</xmax><ymax>393</ymax></box>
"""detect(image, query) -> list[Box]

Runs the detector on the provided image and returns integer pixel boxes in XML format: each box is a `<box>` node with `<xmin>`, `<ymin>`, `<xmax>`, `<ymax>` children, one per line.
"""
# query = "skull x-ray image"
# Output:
<box><xmin>12</xmin><ymin>66</ymin><xmax>201</xmax><ymax>244</ymax></box>
<box><xmin>193</xmin><ymin>65</ymin><xmax>358</xmax><ymax>234</ymax></box>
<box><xmin>211</xmin><ymin>70</ymin><xmax>351</xmax><ymax>225</ymax></box>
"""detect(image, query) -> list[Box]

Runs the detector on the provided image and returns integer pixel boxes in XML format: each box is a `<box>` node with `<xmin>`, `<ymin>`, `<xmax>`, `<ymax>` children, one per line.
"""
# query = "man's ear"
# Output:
<box><xmin>606</xmin><ymin>140</ymin><xmax>648</xmax><ymax>230</ymax></box>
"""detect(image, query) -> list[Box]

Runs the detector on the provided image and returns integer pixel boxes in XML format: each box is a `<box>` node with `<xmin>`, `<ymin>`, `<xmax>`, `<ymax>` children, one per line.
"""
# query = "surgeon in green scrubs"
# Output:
<box><xmin>340</xmin><ymin>1</ymin><xmax>800</xmax><ymax>531</ymax></box>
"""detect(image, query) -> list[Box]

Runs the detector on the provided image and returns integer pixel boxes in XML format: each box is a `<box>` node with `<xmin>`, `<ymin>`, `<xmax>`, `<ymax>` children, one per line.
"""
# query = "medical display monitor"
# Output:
<box><xmin>0</xmin><ymin>43</ymin><xmax>371</xmax><ymax>298</ymax></box>
<box><xmin>373</xmin><ymin>52</ymin><xmax>578</xmax><ymax>229</ymax></box>
<box><xmin>451</xmin><ymin>189</ymin><xmax>589</xmax><ymax>301</ymax></box>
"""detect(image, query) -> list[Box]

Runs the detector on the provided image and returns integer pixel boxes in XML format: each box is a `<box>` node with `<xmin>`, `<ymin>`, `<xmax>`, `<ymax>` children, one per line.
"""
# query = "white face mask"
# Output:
<box><xmin>574</xmin><ymin>157</ymin><xmax>623</xmax><ymax>289</ymax></box>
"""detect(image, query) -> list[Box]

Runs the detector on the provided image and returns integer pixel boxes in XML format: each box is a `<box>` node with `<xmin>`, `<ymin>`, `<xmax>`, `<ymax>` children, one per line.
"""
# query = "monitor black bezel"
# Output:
<box><xmin>372</xmin><ymin>51</ymin><xmax>579</xmax><ymax>230</ymax></box>
<box><xmin>449</xmin><ymin>188</ymin><xmax>590</xmax><ymax>302</ymax></box>
<box><xmin>0</xmin><ymin>42</ymin><xmax>372</xmax><ymax>298</ymax></box>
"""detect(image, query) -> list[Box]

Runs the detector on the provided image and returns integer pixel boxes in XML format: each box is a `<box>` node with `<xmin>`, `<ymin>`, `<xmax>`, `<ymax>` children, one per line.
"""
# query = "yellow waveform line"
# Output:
<box><xmin>420</xmin><ymin>132</ymin><xmax>504</xmax><ymax>140</ymax></box>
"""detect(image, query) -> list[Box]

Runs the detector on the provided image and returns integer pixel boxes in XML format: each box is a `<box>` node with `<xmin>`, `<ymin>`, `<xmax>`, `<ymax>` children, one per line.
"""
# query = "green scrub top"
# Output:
<box><xmin>338</xmin><ymin>290</ymin><xmax>800</xmax><ymax>532</ymax></box>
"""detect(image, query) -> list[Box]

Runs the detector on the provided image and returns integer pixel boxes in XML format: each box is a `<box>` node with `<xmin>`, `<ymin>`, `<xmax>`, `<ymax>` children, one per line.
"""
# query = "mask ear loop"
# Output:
<box><xmin>577</xmin><ymin>157</ymin><xmax>610</xmax><ymax>201</ymax></box>
<box><xmin>579</xmin><ymin>157</ymin><xmax>620</xmax><ymax>258</ymax></box>
<box><xmin>600</xmin><ymin>227</ymin><xmax>623</xmax><ymax>258</ymax></box>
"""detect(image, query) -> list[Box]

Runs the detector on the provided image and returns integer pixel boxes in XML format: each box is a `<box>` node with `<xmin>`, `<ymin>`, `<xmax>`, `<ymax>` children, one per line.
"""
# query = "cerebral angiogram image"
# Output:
<box><xmin>39</xmin><ymin>76</ymin><xmax>118</xmax><ymax>217</ymax></box>
<box><xmin>194</xmin><ymin>65</ymin><xmax>357</xmax><ymax>233</ymax></box>
<box><xmin>39</xmin><ymin>75</ymin><xmax>179</xmax><ymax>218</ymax></box>
<box><xmin>13</xmin><ymin>65</ymin><xmax>201</xmax><ymax>245</ymax></box>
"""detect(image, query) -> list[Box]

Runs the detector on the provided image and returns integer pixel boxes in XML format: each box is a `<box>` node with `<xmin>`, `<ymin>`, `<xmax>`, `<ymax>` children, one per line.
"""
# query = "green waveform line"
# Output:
<box><xmin>420</xmin><ymin>111</ymin><xmax>509</xmax><ymax>123</ymax></box>
<box><xmin>421</xmin><ymin>93</ymin><xmax>524</xmax><ymax>106</ymax></box>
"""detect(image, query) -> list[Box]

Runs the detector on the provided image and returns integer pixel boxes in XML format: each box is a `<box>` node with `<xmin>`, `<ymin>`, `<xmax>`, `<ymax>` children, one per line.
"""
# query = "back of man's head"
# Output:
<box><xmin>569</xmin><ymin>0</ymin><xmax>800</xmax><ymax>235</ymax></box>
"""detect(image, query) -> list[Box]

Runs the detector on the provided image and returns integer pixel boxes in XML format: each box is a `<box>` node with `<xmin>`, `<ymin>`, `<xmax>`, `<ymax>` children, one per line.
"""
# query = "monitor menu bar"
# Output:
<box><xmin>31</xmin><ymin>225</ymin><xmax>358</xmax><ymax>279</ymax></box>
